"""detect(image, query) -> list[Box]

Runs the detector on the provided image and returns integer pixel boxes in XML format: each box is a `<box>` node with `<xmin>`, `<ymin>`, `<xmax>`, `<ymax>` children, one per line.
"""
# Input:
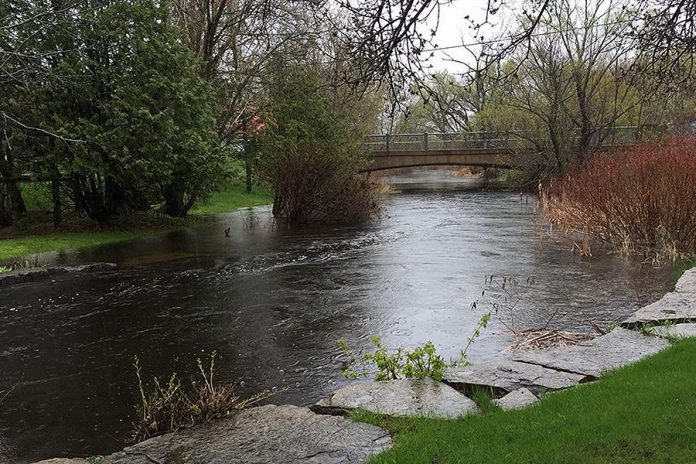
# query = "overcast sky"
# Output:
<box><xmin>426</xmin><ymin>0</ymin><xmax>513</xmax><ymax>72</ymax></box>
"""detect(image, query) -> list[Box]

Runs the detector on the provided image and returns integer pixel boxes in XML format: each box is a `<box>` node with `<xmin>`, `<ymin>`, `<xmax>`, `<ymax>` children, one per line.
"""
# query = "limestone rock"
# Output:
<box><xmin>675</xmin><ymin>268</ymin><xmax>696</xmax><ymax>293</ymax></box>
<box><xmin>651</xmin><ymin>323</ymin><xmax>696</xmax><ymax>339</ymax></box>
<box><xmin>622</xmin><ymin>293</ymin><xmax>696</xmax><ymax>327</ymax></box>
<box><xmin>99</xmin><ymin>404</ymin><xmax>390</xmax><ymax>464</ymax></box>
<box><xmin>444</xmin><ymin>360</ymin><xmax>587</xmax><ymax>396</ymax></box>
<box><xmin>34</xmin><ymin>460</ymin><xmax>89</xmax><ymax>464</ymax></box>
<box><xmin>48</xmin><ymin>263</ymin><xmax>118</xmax><ymax>274</ymax></box>
<box><xmin>493</xmin><ymin>388</ymin><xmax>538</xmax><ymax>411</ymax></box>
<box><xmin>512</xmin><ymin>328</ymin><xmax>669</xmax><ymax>378</ymax></box>
<box><xmin>0</xmin><ymin>263</ymin><xmax>117</xmax><ymax>287</ymax></box>
<box><xmin>313</xmin><ymin>378</ymin><xmax>478</xmax><ymax>419</ymax></box>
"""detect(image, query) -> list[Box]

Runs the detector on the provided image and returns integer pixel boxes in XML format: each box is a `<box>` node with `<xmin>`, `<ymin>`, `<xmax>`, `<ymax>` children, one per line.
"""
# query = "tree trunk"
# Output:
<box><xmin>164</xmin><ymin>178</ymin><xmax>187</xmax><ymax>218</ymax></box>
<box><xmin>245</xmin><ymin>158</ymin><xmax>253</xmax><ymax>193</ymax></box>
<box><xmin>0</xmin><ymin>157</ymin><xmax>26</xmax><ymax>216</ymax></box>
<box><xmin>7</xmin><ymin>180</ymin><xmax>26</xmax><ymax>216</ymax></box>
<box><xmin>0</xmin><ymin>188</ymin><xmax>12</xmax><ymax>227</ymax></box>
<box><xmin>52</xmin><ymin>178</ymin><xmax>62</xmax><ymax>228</ymax></box>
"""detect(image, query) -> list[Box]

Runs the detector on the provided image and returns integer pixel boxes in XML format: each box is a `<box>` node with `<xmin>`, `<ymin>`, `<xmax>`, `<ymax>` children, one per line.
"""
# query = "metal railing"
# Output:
<box><xmin>364</xmin><ymin>126</ymin><xmax>662</xmax><ymax>153</ymax></box>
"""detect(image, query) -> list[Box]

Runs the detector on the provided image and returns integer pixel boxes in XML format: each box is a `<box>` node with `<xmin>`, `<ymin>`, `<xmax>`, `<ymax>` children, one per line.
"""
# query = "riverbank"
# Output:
<box><xmin>28</xmin><ymin>265</ymin><xmax>696</xmax><ymax>464</ymax></box>
<box><xmin>359</xmin><ymin>337</ymin><xmax>696</xmax><ymax>463</ymax></box>
<box><xmin>0</xmin><ymin>183</ymin><xmax>271</xmax><ymax>263</ymax></box>
<box><xmin>359</xmin><ymin>263</ymin><xmax>696</xmax><ymax>463</ymax></box>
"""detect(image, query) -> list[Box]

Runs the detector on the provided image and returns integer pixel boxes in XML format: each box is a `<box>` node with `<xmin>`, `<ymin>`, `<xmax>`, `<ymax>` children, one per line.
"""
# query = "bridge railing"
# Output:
<box><xmin>364</xmin><ymin>126</ymin><xmax>663</xmax><ymax>153</ymax></box>
<box><xmin>364</xmin><ymin>132</ymin><xmax>517</xmax><ymax>152</ymax></box>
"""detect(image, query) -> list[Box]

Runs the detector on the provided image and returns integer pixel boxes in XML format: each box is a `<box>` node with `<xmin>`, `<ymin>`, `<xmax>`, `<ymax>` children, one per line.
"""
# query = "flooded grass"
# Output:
<box><xmin>542</xmin><ymin>137</ymin><xmax>696</xmax><ymax>261</ymax></box>
<box><xmin>356</xmin><ymin>338</ymin><xmax>696</xmax><ymax>464</ymax></box>
<box><xmin>192</xmin><ymin>182</ymin><xmax>271</xmax><ymax>215</ymax></box>
<box><xmin>0</xmin><ymin>182</ymin><xmax>270</xmax><ymax>262</ymax></box>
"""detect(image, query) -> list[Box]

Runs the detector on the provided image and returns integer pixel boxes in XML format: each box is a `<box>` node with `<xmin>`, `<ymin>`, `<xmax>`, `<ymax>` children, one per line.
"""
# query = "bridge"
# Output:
<box><xmin>361</xmin><ymin>127</ymin><xmax>649</xmax><ymax>172</ymax></box>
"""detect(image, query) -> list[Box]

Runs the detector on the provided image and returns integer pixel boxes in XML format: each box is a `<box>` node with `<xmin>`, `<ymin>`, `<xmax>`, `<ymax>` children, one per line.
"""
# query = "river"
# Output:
<box><xmin>0</xmin><ymin>173</ymin><xmax>674</xmax><ymax>462</ymax></box>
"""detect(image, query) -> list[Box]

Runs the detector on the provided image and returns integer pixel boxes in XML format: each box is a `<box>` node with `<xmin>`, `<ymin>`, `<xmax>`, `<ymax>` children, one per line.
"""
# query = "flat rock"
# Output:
<box><xmin>444</xmin><ymin>360</ymin><xmax>587</xmax><ymax>396</ymax></box>
<box><xmin>34</xmin><ymin>460</ymin><xmax>89</xmax><ymax>464</ymax></box>
<box><xmin>1</xmin><ymin>263</ymin><xmax>117</xmax><ymax>287</ymax></box>
<box><xmin>512</xmin><ymin>328</ymin><xmax>669</xmax><ymax>378</ymax></box>
<box><xmin>652</xmin><ymin>323</ymin><xmax>696</xmax><ymax>339</ymax></box>
<box><xmin>675</xmin><ymin>269</ymin><xmax>696</xmax><ymax>293</ymax></box>
<box><xmin>622</xmin><ymin>292</ymin><xmax>696</xmax><ymax>327</ymax></box>
<box><xmin>493</xmin><ymin>388</ymin><xmax>538</xmax><ymax>411</ymax></box>
<box><xmin>97</xmin><ymin>404</ymin><xmax>390</xmax><ymax>464</ymax></box>
<box><xmin>48</xmin><ymin>263</ymin><xmax>118</xmax><ymax>274</ymax></box>
<box><xmin>313</xmin><ymin>378</ymin><xmax>478</xmax><ymax>419</ymax></box>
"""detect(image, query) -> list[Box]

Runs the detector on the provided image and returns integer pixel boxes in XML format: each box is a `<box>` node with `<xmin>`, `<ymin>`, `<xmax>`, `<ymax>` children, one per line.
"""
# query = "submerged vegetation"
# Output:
<box><xmin>542</xmin><ymin>137</ymin><xmax>696</xmax><ymax>260</ymax></box>
<box><xmin>357</xmin><ymin>338</ymin><xmax>696</xmax><ymax>464</ymax></box>
<box><xmin>131</xmin><ymin>353</ymin><xmax>269</xmax><ymax>443</ymax></box>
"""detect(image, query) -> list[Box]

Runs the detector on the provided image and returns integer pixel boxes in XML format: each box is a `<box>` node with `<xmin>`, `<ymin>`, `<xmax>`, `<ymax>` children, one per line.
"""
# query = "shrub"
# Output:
<box><xmin>131</xmin><ymin>353</ymin><xmax>269</xmax><ymax>443</ymax></box>
<box><xmin>339</xmin><ymin>338</ymin><xmax>448</xmax><ymax>381</ymax></box>
<box><xmin>269</xmin><ymin>146</ymin><xmax>380</xmax><ymax>224</ymax></box>
<box><xmin>541</xmin><ymin>136</ymin><xmax>696</xmax><ymax>259</ymax></box>
<box><xmin>261</xmin><ymin>60</ymin><xmax>382</xmax><ymax>225</ymax></box>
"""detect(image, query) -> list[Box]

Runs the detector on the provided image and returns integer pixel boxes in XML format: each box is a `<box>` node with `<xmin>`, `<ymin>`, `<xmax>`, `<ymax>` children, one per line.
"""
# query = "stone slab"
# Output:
<box><xmin>313</xmin><ymin>378</ymin><xmax>478</xmax><ymax>419</ymax></box>
<box><xmin>511</xmin><ymin>328</ymin><xmax>669</xmax><ymax>378</ymax></box>
<box><xmin>493</xmin><ymin>388</ymin><xmax>538</xmax><ymax>411</ymax></box>
<box><xmin>444</xmin><ymin>360</ymin><xmax>587</xmax><ymax>396</ymax></box>
<box><xmin>652</xmin><ymin>323</ymin><xmax>696</xmax><ymax>339</ymax></box>
<box><xmin>68</xmin><ymin>405</ymin><xmax>390</xmax><ymax>464</ymax></box>
<box><xmin>0</xmin><ymin>263</ymin><xmax>117</xmax><ymax>287</ymax></box>
<box><xmin>35</xmin><ymin>460</ymin><xmax>88</xmax><ymax>464</ymax></box>
<box><xmin>622</xmin><ymin>293</ymin><xmax>696</xmax><ymax>326</ymax></box>
<box><xmin>675</xmin><ymin>268</ymin><xmax>696</xmax><ymax>293</ymax></box>
<box><xmin>48</xmin><ymin>263</ymin><xmax>118</xmax><ymax>274</ymax></box>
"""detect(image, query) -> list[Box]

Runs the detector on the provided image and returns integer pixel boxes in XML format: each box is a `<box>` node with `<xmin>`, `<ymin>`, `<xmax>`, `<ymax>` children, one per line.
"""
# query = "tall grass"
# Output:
<box><xmin>541</xmin><ymin>136</ymin><xmax>696</xmax><ymax>260</ymax></box>
<box><xmin>131</xmin><ymin>353</ymin><xmax>270</xmax><ymax>443</ymax></box>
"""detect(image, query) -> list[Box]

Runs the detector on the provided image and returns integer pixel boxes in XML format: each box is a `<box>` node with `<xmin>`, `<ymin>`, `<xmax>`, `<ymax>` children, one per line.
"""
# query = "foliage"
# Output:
<box><xmin>261</xmin><ymin>61</ymin><xmax>383</xmax><ymax>224</ymax></box>
<box><xmin>542</xmin><ymin>136</ymin><xmax>696</xmax><ymax>260</ymax></box>
<box><xmin>396</xmin><ymin>72</ymin><xmax>477</xmax><ymax>133</ymax></box>
<box><xmin>360</xmin><ymin>338</ymin><xmax>696</xmax><ymax>463</ymax></box>
<box><xmin>2</xmin><ymin>0</ymin><xmax>224</xmax><ymax>223</ymax></box>
<box><xmin>131</xmin><ymin>352</ymin><xmax>269</xmax><ymax>443</ymax></box>
<box><xmin>339</xmin><ymin>338</ymin><xmax>448</xmax><ymax>381</ymax></box>
<box><xmin>338</xmin><ymin>307</ymin><xmax>492</xmax><ymax>381</ymax></box>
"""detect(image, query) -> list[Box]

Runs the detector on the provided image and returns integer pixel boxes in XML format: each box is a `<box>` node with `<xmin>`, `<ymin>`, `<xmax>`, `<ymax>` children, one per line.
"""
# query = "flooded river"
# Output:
<box><xmin>0</xmin><ymin>173</ymin><xmax>674</xmax><ymax>462</ymax></box>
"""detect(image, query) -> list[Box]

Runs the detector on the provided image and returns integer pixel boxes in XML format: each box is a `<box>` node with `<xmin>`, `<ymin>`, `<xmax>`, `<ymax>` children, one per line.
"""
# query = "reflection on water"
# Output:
<box><xmin>0</xmin><ymin>176</ymin><xmax>673</xmax><ymax>462</ymax></box>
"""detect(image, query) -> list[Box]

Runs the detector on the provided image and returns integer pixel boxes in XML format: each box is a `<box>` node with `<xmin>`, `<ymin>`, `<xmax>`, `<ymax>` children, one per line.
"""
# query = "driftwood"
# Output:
<box><xmin>507</xmin><ymin>329</ymin><xmax>595</xmax><ymax>351</ymax></box>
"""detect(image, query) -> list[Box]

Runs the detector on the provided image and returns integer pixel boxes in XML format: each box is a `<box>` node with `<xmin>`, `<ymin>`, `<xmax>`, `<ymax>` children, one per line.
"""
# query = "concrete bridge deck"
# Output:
<box><xmin>361</xmin><ymin>127</ymin><xmax>647</xmax><ymax>172</ymax></box>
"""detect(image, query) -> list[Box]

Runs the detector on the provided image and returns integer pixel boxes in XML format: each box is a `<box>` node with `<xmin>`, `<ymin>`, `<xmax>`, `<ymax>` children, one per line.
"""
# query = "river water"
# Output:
<box><xmin>0</xmin><ymin>173</ymin><xmax>674</xmax><ymax>462</ymax></box>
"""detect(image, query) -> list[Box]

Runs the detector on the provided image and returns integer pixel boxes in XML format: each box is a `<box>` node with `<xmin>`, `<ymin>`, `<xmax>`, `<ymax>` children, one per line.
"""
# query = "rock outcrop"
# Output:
<box><xmin>313</xmin><ymin>378</ymin><xmax>478</xmax><ymax>419</ymax></box>
<box><xmin>493</xmin><ymin>388</ymin><xmax>539</xmax><ymax>411</ymax></box>
<box><xmin>512</xmin><ymin>328</ymin><xmax>669</xmax><ymax>378</ymax></box>
<box><xmin>444</xmin><ymin>360</ymin><xmax>587</xmax><ymax>396</ymax></box>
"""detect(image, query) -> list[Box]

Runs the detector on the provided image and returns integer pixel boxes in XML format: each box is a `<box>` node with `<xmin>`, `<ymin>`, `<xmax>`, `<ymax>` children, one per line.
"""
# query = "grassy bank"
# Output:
<box><xmin>0</xmin><ymin>182</ymin><xmax>272</xmax><ymax>262</ymax></box>
<box><xmin>356</xmin><ymin>337</ymin><xmax>696</xmax><ymax>464</ymax></box>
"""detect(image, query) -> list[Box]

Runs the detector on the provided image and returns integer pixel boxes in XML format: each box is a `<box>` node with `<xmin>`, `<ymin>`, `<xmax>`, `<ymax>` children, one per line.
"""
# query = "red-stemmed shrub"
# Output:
<box><xmin>541</xmin><ymin>136</ymin><xmax>696</xmax><ymax>259</ymax></box>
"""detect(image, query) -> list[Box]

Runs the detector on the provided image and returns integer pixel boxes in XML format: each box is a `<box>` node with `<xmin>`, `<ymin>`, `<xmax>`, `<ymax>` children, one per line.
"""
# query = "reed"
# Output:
<box><xmin>541</xmin><ymin>136</ymin><xmax>696</xmax><ymax>260</ymax></box>
<box><xmin>131</xmin><ymin>353</ymin><xmax>270</xmax><ymax>443</ymax></box>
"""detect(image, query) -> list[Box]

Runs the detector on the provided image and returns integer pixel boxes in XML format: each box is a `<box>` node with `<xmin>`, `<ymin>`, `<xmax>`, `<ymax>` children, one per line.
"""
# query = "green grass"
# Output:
<box><xmin>354</xmin><ymin>338</ymin><xmax>696</xmax><ymax>464</ymax></box>
<box><xmin>193</xmin><ymin>182</ymin><xmax>272</xmax><ymax>215</ymax></box>
<box><xmin>0</xmin><ymin>231</ymin><xmax>148</xmax><ymax>261</ymax></box>
<box><xmin>674</xmin><ymin>257</ymin><xmax>696</xmax><ymax>283</ymax></box>
<box><xmin>0</xmin><ymin>181</ymin><xmax>272</xmax><ymax>262</ymax></box>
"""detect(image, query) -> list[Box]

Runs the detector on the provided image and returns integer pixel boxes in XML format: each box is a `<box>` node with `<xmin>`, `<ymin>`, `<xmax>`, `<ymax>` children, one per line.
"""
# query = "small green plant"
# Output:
<box><xmin>339</xmin><ymin>338</ymin><xmax>447</xmax><ymax>381</ymax></box>
<box><xmin>0</xmin><ymin>266</ymin><xmax>9</xmax><ymax>273</ymax></box>
<box><xmin>338</xmin><ymin>307</ymin><xmax>493</xmax><ymax>381</ymax></box>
